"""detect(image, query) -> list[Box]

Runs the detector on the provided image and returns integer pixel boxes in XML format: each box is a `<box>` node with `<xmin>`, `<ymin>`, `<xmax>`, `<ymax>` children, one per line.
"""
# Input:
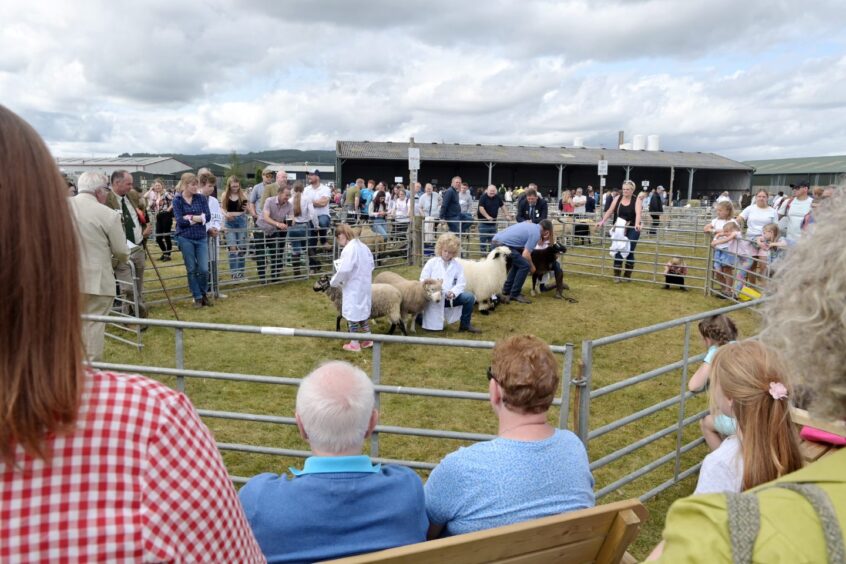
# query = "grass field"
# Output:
<box><xmin>104</xmin><ymin>223</ymin><xmax>758</xmax><ymax>559</ymax></box>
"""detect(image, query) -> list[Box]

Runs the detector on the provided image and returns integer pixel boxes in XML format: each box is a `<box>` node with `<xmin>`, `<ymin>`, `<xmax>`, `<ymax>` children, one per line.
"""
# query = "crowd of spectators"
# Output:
<box><xmin>4</xmin><ymin>102</ymin><xmax>844</xmax><ymax>561</ymax></box>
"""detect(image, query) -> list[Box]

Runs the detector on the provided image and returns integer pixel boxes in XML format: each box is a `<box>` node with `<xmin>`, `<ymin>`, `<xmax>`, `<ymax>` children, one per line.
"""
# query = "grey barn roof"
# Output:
<box><xmin>337</xmin><ymin>141</ymin><xmax>752</xmax><ymax>171</ymax></box>
<box><xmin>744</xmin><ymin>155</ymin><xmax>846</xmax><ymax>175</ymax></box>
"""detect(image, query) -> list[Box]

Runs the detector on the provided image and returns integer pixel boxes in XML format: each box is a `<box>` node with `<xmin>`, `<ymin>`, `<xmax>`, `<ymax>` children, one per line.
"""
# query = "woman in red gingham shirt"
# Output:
<box><xmin>0</xmin><ymin>105</ymin><xmax>264</xmax><ymax>563</ymax></box>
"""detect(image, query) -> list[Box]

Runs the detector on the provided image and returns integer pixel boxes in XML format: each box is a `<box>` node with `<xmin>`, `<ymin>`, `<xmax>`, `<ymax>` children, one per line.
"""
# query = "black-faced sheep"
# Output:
<box><xmin>456</xmin><ymin>246</ymin><xmax>511</xmax><ymax>314</ymax></box>
<box><xmin>530</xmin><ymin>242</ymin><xmax>570</xmax><ymax>299</ymax></box>
<box><xmin>312</xmin><ymin>274</ymin><xmax>407</xmax><ymax>335</ymax></box>
<box><xmin>373</xmin><ymin>271</ymin><xmax>443</xmax><ymax>333</ymax></box>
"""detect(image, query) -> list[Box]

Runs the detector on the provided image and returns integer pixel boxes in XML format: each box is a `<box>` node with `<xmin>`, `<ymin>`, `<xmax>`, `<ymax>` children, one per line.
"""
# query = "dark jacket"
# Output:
<box><xmin>516</xmin><ymin>196</ymin><xmax>548</xmax><ymax>223</ymax></box>
<box><xmin>648</xmin><ymin>193</ymin><xmax>664</xmax><ymax>213</ymax></box>
<box><xmin>439</xmin><ymin>187</ymin><xmax>461</xmax><ymax>220</ymax></box>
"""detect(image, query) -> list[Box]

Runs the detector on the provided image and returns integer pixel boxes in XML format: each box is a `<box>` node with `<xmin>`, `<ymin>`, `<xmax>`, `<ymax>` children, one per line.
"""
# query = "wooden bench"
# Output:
<box><xmin>791</xmin><ymin>408</ymin><xmax>845</xmax><ymax>463</ymax></box>
<box><xmin>326</xmin><ymin>498</ymin><xmax>648</xmax><ymax>564</ymax></box>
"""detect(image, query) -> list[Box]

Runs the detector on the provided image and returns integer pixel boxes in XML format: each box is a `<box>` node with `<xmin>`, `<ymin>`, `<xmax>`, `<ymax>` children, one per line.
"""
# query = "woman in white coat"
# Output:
<box><xmin>420</xmin><ymin>233</ymin><xmax>481</xmax><ymax>334</ymax></box>
<box><xmin>330</xmin><ymin>224</ymin><xmax>375</xmax><ymax>352</ymax></box>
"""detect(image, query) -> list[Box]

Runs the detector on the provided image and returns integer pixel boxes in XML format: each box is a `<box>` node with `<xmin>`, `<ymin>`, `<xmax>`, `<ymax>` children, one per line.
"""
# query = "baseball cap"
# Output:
<box><xmin>789</xmin><ymin>179</ymin><xmax>809</xmax><ymax>188</ymax></box>
<box><xmin>308</xmin><ymin>168</ymin><xmax>320</xmax><ymax>176</ymax></box>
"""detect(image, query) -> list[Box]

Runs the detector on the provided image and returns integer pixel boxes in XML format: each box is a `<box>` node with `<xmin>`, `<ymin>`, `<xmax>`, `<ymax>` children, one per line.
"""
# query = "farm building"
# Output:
<box><xmin>746</xmin><ymin>155</ymin><xmax>846</xmax><ymax>191</ymax></box>
<box><xmin>336</xmin><ymin>141</ymin><xmax>753</xmax><ymax>201</ymax></box>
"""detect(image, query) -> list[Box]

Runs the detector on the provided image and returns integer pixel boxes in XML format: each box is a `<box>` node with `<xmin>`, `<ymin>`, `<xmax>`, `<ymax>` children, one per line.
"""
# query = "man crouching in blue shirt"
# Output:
<box><xmin>239</xmin><ymin>361</ymin><xmax>428</xmax><ymax>563</ymax></box>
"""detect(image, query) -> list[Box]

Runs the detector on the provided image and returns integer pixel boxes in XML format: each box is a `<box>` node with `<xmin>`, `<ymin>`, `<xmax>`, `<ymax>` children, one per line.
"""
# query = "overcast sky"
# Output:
<box><xmin>2</xmin><ymin>0</ymin><xmax>845</xmax><ymax>161</ymax></box>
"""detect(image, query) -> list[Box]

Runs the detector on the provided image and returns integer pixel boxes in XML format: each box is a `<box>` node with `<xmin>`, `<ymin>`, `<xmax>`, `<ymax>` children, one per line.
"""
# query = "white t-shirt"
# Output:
<box><xmin>740</xmin><ymin>205</ymin><xmax>778</xmax><ymax>238</ymax></box>
<box><xmin>779</xmin><ymin>197</ymin><xmax>813</xmax><ymax>243</ymax></box>
<box><xmin>694</xmin><ymin>435</ymin><xmax>743</xmax><ymax>495</ymax></box>
<box><xmin>572</xmin><ymin>195</ymin><xmax>587</xmax><ymax>214</ymax></box>
<box><xmin>307</xmin><ymin>183</ymin><xmax>332</xmax><ymax>216</ymax></box>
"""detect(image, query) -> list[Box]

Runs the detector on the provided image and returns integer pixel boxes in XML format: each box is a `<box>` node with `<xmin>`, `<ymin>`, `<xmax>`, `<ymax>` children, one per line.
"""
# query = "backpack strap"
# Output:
<box><xmin>727</xmin><ymin>483</ymin><xmax>845</xmax><ymax>564</ymax></box>
<box><xmin>778</xmin><ymin>197</ymin><xmax>794</xmax><ymax>219</ymax></box>
<box><xmin>727</xmin><ymin>492</ymin><xmax>759</xmax><ymax>564</ymax></box>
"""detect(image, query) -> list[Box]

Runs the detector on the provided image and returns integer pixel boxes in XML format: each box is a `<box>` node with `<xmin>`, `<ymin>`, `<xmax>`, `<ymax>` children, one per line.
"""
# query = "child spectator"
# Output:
<box><xmin>710</xmin><ymin>220</ymin><xmax>740</xmax><ymax>298</ymax></box>
<box><xmin>663</xmin><ymin>257</ymin><xmax>687</xmax><ymax>290</ymax></box>
<box><xmin>756</xmin><ymin>223</ymin><xmax>787</xmax><ymax>281</ymax></box>
<box><xmin>693</xmin><ymin>340</ymin><xmax>803</xmax><ymax>495</ymax></box>
<box><xmin>687</xmin><ymin>315</ymin><xmax>738</xmax><ymax>451</ymax></box>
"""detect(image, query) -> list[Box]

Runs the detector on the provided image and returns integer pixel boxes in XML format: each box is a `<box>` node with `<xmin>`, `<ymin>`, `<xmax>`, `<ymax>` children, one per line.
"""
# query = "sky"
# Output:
<box><xmin>2</xmin><ymin>0</ymin><xmax>845</xmax><ymax>161</ymax></box>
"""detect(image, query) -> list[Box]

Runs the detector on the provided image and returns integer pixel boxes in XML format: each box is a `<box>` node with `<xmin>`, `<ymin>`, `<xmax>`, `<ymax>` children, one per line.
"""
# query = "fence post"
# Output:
<box><xmin>370</xmin><ymin>341</ymin><xmax>382</xmax><ymax>458</ymax></box>
<box><xmin>175</xmin><ymin>328</ymin><xmax>185</xmax><ymax>393</ymax></box>
<box><xmin>578</xmin><ymin>341</ymin><xmax>593</xmax><ymax>445</ymax></box>
<box><xmin>558</xmin><ymin>343</ymin><xmax>574</xmax><ymax>430</ymax></box>
<box><xmin>652</xmin><ymin>223</ymin><xmax>660</xmax><ymax>283</ymax></box>
<box><xmin>704</xmin><ymin>241</ymin><xmax>715</xmax><ymax>296</ymax></box>
<box><xmin>673</xmin><ymin>321</ymin><xmax>692</xmax><ymax>480</ymax></box>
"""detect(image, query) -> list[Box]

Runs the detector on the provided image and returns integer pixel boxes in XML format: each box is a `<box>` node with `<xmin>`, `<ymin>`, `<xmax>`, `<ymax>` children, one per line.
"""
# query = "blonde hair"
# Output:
<box><xmin>435</xmin><ymin>232</ymin><xmax>461</xmax><ymax>256</ymax></box>
<box><xmin>715</xmin><ymin>201</ymin><xmax>734</xmax><ymax>216</ymax></box>
<box><xmin>668</xmin><ymin>256</ymin><xmax>686</xmax><ymax>267</ymax></box>
<box><xmin>176</xmin><ymin>172</ymin><xmax>198</xmax><ymax>193</ymax></box>
<box><xmin>491</xmin><ymin>335</ymin><xmax>559</xmax><ymax>414</ymax></box>
<box><xmin>293</xmin><ymin>181</ymin><xmax>304</xmax><ymax>217</ymax></box>
<box><xmin>335</xmin><ymin>223</ymin><xmax>357</xmax><ymax>241</ymax></box>
<box><xmin>762</xmin><ymin>223</ymin><xmax>779</xmax><ymax>238</ymax></box>
<box><xmin>723</xmin><ymin>220</ymin><xmax>740</xmax><ymax>233</ymax></box>
<box><xmin>760</xmin><ymin>192</ymin><xmax>846</xmax><ymax>421</ymax></box>
<box><xmin>711</xmin><ymin>340</ymin><xmax>804</xmax><ymax>490</ymax></box>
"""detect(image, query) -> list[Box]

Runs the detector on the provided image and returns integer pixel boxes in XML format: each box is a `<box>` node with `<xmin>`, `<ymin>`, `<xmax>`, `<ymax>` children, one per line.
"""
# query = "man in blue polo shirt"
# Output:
<box><xmin>239</xmin><ymin>361</ymin><xmax>427</xmax><ymax>563</ymax></box>
<box><xmin>492</xmin><ymin>219</ymin><xmax>553</xmax><ymax>304</ymax></box>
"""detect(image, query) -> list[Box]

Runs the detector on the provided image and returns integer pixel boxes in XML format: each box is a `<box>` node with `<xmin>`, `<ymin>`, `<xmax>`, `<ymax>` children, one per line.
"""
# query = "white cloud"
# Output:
<box><xmin>1</xmin><ymin>0</ymin><xmax>845</xmax><ymax>160</ymax></box>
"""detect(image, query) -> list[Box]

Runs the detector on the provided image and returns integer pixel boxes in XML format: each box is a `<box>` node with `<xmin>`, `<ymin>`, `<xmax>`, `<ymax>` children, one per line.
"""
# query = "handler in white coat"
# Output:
<box><xmin>330</xmin><ymin>224</ymin><xmax>375</xmax><ymax>352</ymax></box>
<box><xmin>420</xmin><ymin>233</ymin><xmax>481</xmax><ymax>334</ymax></box>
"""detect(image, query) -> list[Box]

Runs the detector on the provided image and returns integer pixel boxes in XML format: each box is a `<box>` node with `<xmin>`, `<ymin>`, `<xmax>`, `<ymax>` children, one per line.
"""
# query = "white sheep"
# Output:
<box><xmin>312</xmin><ymin>275</ymin><xmax>406</xmax><ymax>335</ymax></box>
<box><xmin>373</xmin><ymin>271</ymin><xmax>443</xmax><ymax>333</ymax></box>
<box><xmin>353</xmin><ymin>224</ymin><xmax>386</xmax><ymax>255</ymax></box>
<box><xmin>456</xmin><ymin>246</ymin><xmax>512</xmax><ymax>313</ymax></box>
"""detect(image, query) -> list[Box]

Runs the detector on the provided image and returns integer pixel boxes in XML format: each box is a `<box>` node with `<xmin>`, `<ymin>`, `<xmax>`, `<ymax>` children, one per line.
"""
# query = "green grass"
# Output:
<box><xmin>105</xmin><ymin>239</ymin><xmax>758</xmax><ymax>560</ymax></box>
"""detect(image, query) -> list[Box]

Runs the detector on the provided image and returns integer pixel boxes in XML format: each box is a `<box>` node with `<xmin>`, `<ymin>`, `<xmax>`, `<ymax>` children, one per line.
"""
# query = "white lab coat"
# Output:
<box><xmin>420</xmin><ymin>256</ymin><xmax>464</xmax><ymax>330</ymax></box>
<box><xmin>330</xmin><ymin>239</ymin><xmax>374</xmax><ymax>323</ymax></box>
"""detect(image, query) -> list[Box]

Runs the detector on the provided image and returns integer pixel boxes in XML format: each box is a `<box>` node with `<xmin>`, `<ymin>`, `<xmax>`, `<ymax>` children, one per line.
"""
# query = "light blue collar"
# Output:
<box><xmin>290</xmin><ymin>455</ymin><xmax>381</xmax><ymax>476</ymax></box>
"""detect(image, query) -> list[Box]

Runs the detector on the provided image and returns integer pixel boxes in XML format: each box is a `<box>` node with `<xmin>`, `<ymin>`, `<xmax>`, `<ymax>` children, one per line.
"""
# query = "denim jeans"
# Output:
<box><xmin>287</xmin><ymin>223</ymin><xmax>309</xmax><ymax>270</ymax></box>
<box><xmin>449</xmin><ymin>291</ymin><xmax>476</xmax><ymax>328</ymax></box>
<box><xmin>613</xmin><ymin>227</ymin><xmax>641</xmax><ymax>271</ymax></box>
<box><xmin>177</xmin><ymin>235</ymin><xmax>209</xmax><ymax>300</ymax></box>
<box><xmin>315</xmin><ymin>214</ymin><xmax>331</xmax><ymax>246</ymax></box>
<box><xmin>372</xmin><ymin>217</ymin><xmax>388</xmax><ymax>236</ymax></box>
<box><xmin>446</xmin><ymin>219</ymin><xmax>461</xmax><ymax>234</ymax></box>
<box><xmin>224</xmin><ymin>215</ymin><xmax>247</xmax><ymax>275</ymax></box>
<box><xmin>478</xmin><ymin>222</ymin><xmax>497</xmax><ymax>254</ymax></box>
<box><xmin>252</xmin><ymin>230</ymin><xmax>267</xmax><ymax>281</ymax></box>
<box><xmin>459</xmin><ymin>212</ymin><xmax>473</xmax><ymax>235</ymax></box>
<box><xmin>502</xmin><ymin>246</ymin><xmax>530</xmax><ymax>298</ymax></box>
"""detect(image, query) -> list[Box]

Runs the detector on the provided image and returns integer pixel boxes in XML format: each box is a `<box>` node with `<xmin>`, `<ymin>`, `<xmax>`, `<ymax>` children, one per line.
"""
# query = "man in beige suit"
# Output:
<box><xmin>70</xmin><ymin>172</ymin><xmax>129</xmax><ymax>361</ymax></box>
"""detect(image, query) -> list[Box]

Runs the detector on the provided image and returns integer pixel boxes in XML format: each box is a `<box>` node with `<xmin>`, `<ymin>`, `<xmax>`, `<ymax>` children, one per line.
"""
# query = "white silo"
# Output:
<box><xmin>632</xmin><ymin>134</ymin><xmax>646</xmax><ymax>151</ymax></box>
<box><xmin>573</xmin><ymin>137</ymin><xmax>585</xmax><ymax>148</ymax></box>
<box><xmin>647</xmin><ymin>135</ymin><xmax>661</xmax><ymax>151</ymax></box>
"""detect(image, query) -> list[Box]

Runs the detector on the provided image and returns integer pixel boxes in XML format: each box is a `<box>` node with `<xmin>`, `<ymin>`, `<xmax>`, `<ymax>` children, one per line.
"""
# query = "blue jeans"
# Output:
<box><xmin>372</xmin><ymin>217</ymin><xmax>388</xmax><ymax>236</ymax></box>
<box><xmin>613</xmin><ymin>227</ymin><xmax>641</xmax><ymax>271</ymax></box>
<box><xmin>287</xmin><ymin>223</ymin><xmax>309</xmax><ymax>262</ymax></box>
<box><xmin>502</xmin><ymin>246</ymin><xmax>530</xmax><ymax>298</ymax></box>
<box><xmin>177</xmin><ymin>235</ymin><xmax>209</xmax><ymax>300</ymax></box>
<box><xmin>446</xmin><ymin>219</ymin><xmax>461</xmax><ymax>234</ymax></box>
<box><xmin>459</xmin><ymin>212</ymin><xmax>473</xmax><ymax>235</ymax></box>
<box><xmin>224</xmin><ymin>215</ymin><xmax>247</xmax><ymax>275</ymax></box>
<box><xmin>450</xmin><ymin>291</ymin><xmax>476</xmax><ymax>328</ymax></box>
<box><xmin>478</xmin><ymin>222</ymin><xmax>497</xmax><ymax>254</ymax></box>
<box><xmin>313</xmin><ymin>214</ymin><xmax>331</xmax><ymax>246</ymax></box>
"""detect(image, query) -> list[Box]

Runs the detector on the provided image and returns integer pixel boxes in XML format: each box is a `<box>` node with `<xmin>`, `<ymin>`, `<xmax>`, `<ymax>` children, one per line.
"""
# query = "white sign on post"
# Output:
<box><xmin>600</xmin><ymin>176</ymin><xmax>606</xmax><ymax>187</ymax></box>
<box><xmin>642</xmin><ymin>180</ymin><xmax>650</xmax><ymax>188</ymax></box>
<box><xmin>394</xmin><ymin>176</ymin><xmax>403</xmax><ymax>183</ymax></box>
<box><xmin>408</xmin><ymin>148</ymin><xmax>421</xmax><ymax>170</ymax></box>
<box><xmin>597</xmin><ymin>160</ymin><xmax>608</xmax><ymax>176</ymax></box>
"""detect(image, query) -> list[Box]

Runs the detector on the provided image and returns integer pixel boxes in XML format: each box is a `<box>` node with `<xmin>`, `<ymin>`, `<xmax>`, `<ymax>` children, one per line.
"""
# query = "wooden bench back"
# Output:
<box><xmin>327</xmin><ymin>498</ymin><xmax>648</xmax><ymax>564</ymax></box>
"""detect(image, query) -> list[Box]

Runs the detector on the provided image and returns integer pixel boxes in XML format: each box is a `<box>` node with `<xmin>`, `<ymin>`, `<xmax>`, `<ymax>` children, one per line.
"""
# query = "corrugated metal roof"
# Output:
<box><xmin>744</xmin><ymin>155</ymin><xmax>846</xmax><ymax>175</ymax></box>
<box><xmin>56</xmin><ymin>156</ymin><xmax>176</xmax><ymax>166</ymax></box>
<box><xmin>336</xmin><ymin>141</ymin><xmax>752</xmax><ymax>171</ymax></box>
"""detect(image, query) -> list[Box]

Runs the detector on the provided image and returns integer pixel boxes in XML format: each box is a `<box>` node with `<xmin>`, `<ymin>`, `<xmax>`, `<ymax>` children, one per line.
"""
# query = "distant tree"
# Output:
<box><xmin>228</xmin><ymin>151</ymin><xmax>243</xmax><ymax>181</ymax></box>
<box><xmin>118</xmin><ymin>152</ymin><xmax>131</xmax><ymax>157</ymax></box>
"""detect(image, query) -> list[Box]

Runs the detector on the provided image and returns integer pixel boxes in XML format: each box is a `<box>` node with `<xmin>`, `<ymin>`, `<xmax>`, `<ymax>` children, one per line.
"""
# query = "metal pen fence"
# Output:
<box><xmin>573</xmin><ymin>299</ymin><xmax>761</xmax><ymax>502</ymax></box>
<box><xmin>86</xmin><ymin>314</ymin><xmax>574</xmax><ymax>482</ymax></box>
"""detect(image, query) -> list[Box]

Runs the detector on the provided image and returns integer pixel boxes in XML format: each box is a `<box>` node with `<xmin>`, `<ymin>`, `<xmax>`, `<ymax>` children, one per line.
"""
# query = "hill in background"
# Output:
<box><xmin>119</xmin><ymin>149</ymin><xmax>336</xmax><ymax>169</ymax></box>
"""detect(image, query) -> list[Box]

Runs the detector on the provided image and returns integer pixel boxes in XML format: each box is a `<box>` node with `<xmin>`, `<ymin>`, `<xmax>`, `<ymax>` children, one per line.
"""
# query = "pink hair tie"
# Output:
<box><xmin>769</xmin><ymin>382</ymin><xmax>788</xmax><ymax>400</ymax></box>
